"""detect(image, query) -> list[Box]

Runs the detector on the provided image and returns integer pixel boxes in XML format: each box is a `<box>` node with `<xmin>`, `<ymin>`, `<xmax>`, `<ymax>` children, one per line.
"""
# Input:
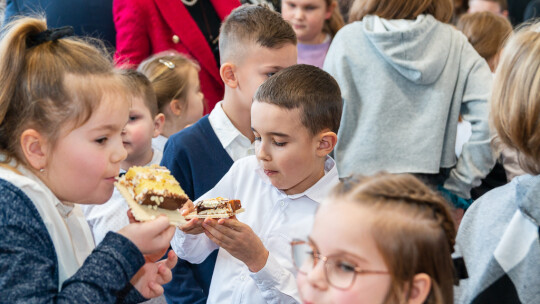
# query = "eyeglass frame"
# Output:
<box><xmin>290</xmin><ymin>239</ymin><xmax>390</xmax><ymax>290</ymax></box>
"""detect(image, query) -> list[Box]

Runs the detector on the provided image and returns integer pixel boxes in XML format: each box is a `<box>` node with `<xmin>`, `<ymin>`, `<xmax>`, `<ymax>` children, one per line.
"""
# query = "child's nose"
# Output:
<box><xmin>112</xmin><ymin>141</ymin><xmax>127</xmax><ymax>163</ymax></box>
<box><xmin>306</xmin><ymin>261</ymin><xmax>329</xmax><ymax>290</ymax></box>
<box><xmin>255</xmin><ymin>142</ymin><xmax>271</xmax><ymax>161</ymax></box>
<box><xmin>294</xmin><ymin>8</ymin><xmax>304</xmax><ymax>19</ymax></box>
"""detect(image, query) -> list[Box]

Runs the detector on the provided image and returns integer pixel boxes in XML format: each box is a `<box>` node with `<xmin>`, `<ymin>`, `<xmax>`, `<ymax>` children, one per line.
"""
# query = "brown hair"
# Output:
<box><xmin>219</xmin><ymin>4</ymin><xmax>297</xmax><ymax>64</ymax></box>
<box><xmin>332</xmin><ymin>173</ymin><xmax>456</xmax><ymax>304</ymax></box>
<box><xmin>254</xmin><ymin>64</ymin><xmax>342</xmax><ymax>134</ymax></box>
<box><xmin>137</xmin><ymin>51</ymin><xmax>200</xmax><ymax>116</ymax></box>
<box><xmin>120</xmin><ymin>69</ymin><xmax>159</xmax><ymax>117</ymax></box>
<box><xmin>491</xmin><ymin>23</ymin><xmax>540</xmax><ymax>175</ymax></box>
<box><xmin>348</xmin><ymin>0</ymin><xmax>454</xmax><ymax>23</ymax></box>
<box><xmin>323</xmin><ymin>0</ymin><xmax>345</xmax><ymax>37</ymax></box>
<box><xmin>457</xmin><ymin>12</ymin><xmax>512</xmax><ymax>71</ymax></box>
<box><xmin>0</xmin><ymin>17</ymin><xmax>127</xmax><ymax>166</ymax></box>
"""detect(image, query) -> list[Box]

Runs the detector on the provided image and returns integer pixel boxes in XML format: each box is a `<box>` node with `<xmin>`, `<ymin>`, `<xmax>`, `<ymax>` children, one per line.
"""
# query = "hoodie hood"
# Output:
<box><xmin>362</xmin><ymin>14</ymin><xmax>452</xmax><ymax>84</ymax></box>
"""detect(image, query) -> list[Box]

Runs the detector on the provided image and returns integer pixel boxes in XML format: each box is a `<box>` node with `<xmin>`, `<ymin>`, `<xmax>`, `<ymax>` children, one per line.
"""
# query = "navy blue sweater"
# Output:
<box><xmin>160</xmin><ymin>115</ymin><xmax>233</xmax><ymax>303</ymax></box>
<box><xmin>0</xmin><ymin>178</ymin><xmax>146</xmax><ymax>303</ymax></box>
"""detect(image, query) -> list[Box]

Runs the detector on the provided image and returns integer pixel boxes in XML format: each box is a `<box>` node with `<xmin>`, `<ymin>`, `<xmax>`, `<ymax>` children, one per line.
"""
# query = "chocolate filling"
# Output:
<box><xmin>140</xmin><ymin>195</ymin><xmax>188</xmax><ymax>210</ymax></box>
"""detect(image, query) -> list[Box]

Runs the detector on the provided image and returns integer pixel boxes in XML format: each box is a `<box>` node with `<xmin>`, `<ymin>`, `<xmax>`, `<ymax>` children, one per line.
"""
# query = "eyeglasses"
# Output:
<box><xmin>291</xmin><ymin>240</ymin><xmax>389</xmax><ymax>290</ymax></box>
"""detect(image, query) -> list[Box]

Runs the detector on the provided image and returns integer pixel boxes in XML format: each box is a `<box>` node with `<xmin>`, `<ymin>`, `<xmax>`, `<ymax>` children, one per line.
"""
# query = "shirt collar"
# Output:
<box><xmin>255</xmin><ymin>156</ymin><xmax>338</xmax><ymax>204</ymax></box>
<box><xmin>208</xmin><ymin>101</ymin><xmax>250</xmax><ymax>148</ymax></box>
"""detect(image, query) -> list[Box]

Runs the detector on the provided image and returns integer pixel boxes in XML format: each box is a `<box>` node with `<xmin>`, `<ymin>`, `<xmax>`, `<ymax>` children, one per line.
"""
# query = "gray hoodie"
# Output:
<box><xmin>324</xmin><ymin>14</ymin><xmax>494</xmax><ymax>198</ymax></box>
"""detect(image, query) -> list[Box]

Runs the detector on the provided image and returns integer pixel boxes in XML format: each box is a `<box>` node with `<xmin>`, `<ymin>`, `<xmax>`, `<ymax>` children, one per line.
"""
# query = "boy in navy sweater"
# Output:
<box><xmin>160</xmin><ymin>5</ymin><xmax>297</xmax><ymax>303</ymax></box>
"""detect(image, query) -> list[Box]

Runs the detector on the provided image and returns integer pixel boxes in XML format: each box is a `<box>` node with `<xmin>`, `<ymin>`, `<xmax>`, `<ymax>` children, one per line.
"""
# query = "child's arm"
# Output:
<box><xmin>444</xmin><ymin>49</ymin><xmax>496</xmax><ymax>200</ymax></box>
<box><xmin>203</xmin><ymin>218</ymin><xmax>300</xmax><ymax>303</ymax></box>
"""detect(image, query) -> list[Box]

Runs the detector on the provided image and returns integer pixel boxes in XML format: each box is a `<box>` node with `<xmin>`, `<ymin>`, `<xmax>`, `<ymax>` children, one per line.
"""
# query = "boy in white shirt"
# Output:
<box><xmin>83</xmin><ymin>70</ymin><xmax>165</xmax><ymax>244</ymax></box>
<box><xmin>173</xmin><ymin>64</ymin><xmax>343</xmax><ymax>303</ymax></box>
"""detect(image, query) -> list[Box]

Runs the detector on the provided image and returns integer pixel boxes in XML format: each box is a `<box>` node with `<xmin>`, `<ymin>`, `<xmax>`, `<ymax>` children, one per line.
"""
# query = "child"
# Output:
<box><xmin>160</xmin><ymin>4</ymin><xmax>297</xmax><ymax>303</ymax></box>
<box><xmin>457</xmin><ymin>12</ymin><xmax>512</xmax><ymax>73</ymax></box>
<box><xmin>324</xmin><ymin>0</ymin><xmax>495</xmax><ymax>208</ymax></box>
<box><xmin>174</xmin><ymin>64</ymin><xmax>342</xmax><ymax>303</ymax></box>
<box><xmin>296</xmin><ymin>173</ymin><xmax>457</xmax><ymax>304</ymax></box>
<box><xmin>138</xmin><ymin>51</ymin><xmax>204</xmax><ymax>152</ymax></box>
<box><xmin>83</xmin><ymin>70</ymin><xmax>165</xmax><ymax>245</ymax></box>
<box><xmin>455</xmin><ymin>12</ymin><xmax>521</xmax><ymax>198</ymax></box>
<box><xmin>282</xmin><ymin>0</ymin><xmax>344</xmax><ymax>68</ymax></box>
<box><xmin>455</xmin><ymin>23</ymin><xmax>540</xmax><ymax>303</ymax></box>
<box><xmin>468</xmin><ymin>0</ymin><xmax>509</xmax><ymax>17</ymax></box>
<box><xmin>0</xmin><ymin>18</ymin><xmax>176</xmax><ymax>301</ymax></box>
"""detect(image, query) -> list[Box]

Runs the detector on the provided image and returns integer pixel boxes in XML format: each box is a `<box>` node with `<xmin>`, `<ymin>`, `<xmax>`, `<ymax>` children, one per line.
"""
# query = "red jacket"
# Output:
<box><xmin>113</xmin><ymin>0</ymin><xmax>240</xmax><ymax>113</ymax></box>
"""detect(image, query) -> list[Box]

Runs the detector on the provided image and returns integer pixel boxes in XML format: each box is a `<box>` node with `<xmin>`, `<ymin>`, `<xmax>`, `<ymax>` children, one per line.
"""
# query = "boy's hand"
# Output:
<box><xmin>202</xmin><ymin>216</ymin><xmax>269</xmax><ymax>273</ymax></box>
<box><xmin>178</xmin><ymin>199</ymin><xmax>206</xmax><ymax>234</ymax></box>
<box><xmin>131</xmin><ymin>250</ymin><xmax>178</xmax><ymax>298</ymax></box>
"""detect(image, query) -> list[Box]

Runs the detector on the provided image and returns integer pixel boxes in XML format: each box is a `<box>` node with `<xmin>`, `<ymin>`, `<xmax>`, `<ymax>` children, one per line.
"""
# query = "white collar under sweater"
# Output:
<box><xmin>0</xmin><ymin>159</ymin><xmax>94</xmax><ymax>290</ymax></box>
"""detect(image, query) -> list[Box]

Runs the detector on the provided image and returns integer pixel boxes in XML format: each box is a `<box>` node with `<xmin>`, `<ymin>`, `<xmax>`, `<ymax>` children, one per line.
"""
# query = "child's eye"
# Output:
<box><xmin>95</xmin><ymin>137</ymin><xmax>108</xmax><ymax>144</ymax></box>
<box><xmin>266</xmin><ymin>72</ymin><xmax>276</xmax><ymax>78</ymax></box>
<box><xmin>273</xmin><ymin>140</ymin><xmax>287</xmax><ymax>147</ymax></box>
<box><xmin>129</xmin><ymin>116</ymin><xmax>138</xmax><ymax>121</ymax></box>
<box><xmin>254</xmin><ymin>136</ymin><xmax>262</xmax><ymax>141</ymax></box>
<box><xmin>335</xmin><ymin>261</ymin><xmax>356</xmax><ymax>273</ymax></box>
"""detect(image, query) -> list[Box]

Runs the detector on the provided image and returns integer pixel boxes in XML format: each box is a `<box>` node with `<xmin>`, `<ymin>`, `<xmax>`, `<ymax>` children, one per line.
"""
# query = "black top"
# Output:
<box><xmin>185</xmin><ymin>0</ymin><xmax>222</xmax><ymax>67</ymax></box>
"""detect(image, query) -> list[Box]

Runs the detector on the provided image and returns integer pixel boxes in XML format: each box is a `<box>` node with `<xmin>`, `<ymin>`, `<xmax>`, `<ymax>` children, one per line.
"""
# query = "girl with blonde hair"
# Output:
<box><xmin>456</xmin><ymin>23</ymin><xmax>540</xmax><ymax>303</ymax></box>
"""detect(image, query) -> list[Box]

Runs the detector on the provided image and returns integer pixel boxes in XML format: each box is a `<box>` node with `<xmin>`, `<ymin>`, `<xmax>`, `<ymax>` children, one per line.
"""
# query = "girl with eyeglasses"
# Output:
<box><xmin>293</xmin><ymin>173</ymin><xmax>457</xmax><ymax>304</ymax></box>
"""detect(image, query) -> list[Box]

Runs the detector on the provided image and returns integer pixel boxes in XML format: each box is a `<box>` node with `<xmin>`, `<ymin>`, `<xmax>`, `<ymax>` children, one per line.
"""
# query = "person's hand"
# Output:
<box><xmin>131</xmin><ymin>250</ymin><xmax>178</xmax><ymax>299</ymax></box>
<box><xmin>119</xmin><ymin>215</ymin><xmax>175</xmax><ymax>260</ymax></box>
<box><xmin>202</xmin><ymin>216</ymin><xmax>269</xmax><ymax>272</ymax></box>
<box><xmin>178</xmin><ymin>200</ymin><xmax>205</xmax><ymax>234</ymax></box>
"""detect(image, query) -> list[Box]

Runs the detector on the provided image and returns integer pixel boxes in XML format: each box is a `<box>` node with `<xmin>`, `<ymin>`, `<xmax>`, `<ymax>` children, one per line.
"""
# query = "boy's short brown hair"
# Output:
<box><xmin>219</xmin><ymin>4</ymin><xmax>297</xmax><ymax>64</ymax></box>
<box><xmin>254</xmin><ymin>64</ymin><xmax>342</xmax><ymax>135</ymax></box>
<box><xmin>120</xmin><ymin>69</ymin><xmax>159</xmax><ymax>117</ymax></box>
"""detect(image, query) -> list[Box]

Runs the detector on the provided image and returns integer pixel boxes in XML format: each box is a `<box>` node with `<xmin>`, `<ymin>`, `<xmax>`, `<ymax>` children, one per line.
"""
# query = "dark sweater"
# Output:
<box><xmin>160</xmin><ymin>115</ymin><xmax>233</xmax><ymax>303</ymax></box>
<box><xmin>0</xmin><ymin>178</ymin><xmax>146</xmax><ymax>303</ymax></box>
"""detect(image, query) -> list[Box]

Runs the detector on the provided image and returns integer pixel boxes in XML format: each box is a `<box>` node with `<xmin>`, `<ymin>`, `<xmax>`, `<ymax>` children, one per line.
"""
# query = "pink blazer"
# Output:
<box><xmin>113</xmin><ymin>0</ymin><xmax>240</xmax><ymax>113</ymax></box>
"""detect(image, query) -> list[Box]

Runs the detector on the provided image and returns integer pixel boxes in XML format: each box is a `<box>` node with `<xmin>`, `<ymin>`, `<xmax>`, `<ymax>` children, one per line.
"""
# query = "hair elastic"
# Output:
<box><xmin>159</xmin><ymin>59</ymin><xmax>176</xmax><ymax>69</ymax></box>
<box><xmin>26</xmin><ymin>26</ymin><xmax>74</xmax><ymax>48</ymax></box>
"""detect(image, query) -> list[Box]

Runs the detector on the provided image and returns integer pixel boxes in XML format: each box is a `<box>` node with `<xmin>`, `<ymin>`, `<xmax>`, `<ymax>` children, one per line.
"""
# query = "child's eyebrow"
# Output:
<box><xmin>268</xmin><ymin>132</ymin><xmax>290</xmax><ymax>138</ymax></box>
<box><xmin>92</xmin><ymin>124</ymin><xmax>122</xmax><ymax>132</ymax></box>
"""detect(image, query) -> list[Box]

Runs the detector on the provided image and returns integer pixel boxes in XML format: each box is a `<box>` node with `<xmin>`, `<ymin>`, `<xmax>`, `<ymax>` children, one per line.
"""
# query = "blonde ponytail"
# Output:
<box><xmin>0</xmin><ymin>17</ymin><xmax>122</xmax><ymax>165</ymax></box>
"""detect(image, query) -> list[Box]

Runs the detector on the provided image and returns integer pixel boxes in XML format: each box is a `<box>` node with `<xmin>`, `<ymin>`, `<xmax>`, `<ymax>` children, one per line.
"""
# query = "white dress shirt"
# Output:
<box><xmin>82</xmin><ymin>149</ymin><xmax>162</xmax><ymax>245</ymax></box>
<box><xmin>208</xmin><ymin>101</ymin><xmax>254</xmax><ymax>161</ymax></box>
<box><xmin>171</xmin><ymin>155</ymin><xmax>339</xmax><ymax>304</ymax></box>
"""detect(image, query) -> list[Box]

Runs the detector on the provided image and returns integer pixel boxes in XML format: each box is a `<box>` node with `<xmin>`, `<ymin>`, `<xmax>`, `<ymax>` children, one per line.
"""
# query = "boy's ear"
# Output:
<box><xmin>20</xmin><ymin>129</ymin><xmax>48</xmax><ymax>171</ymax></box>
<box><xmin>220</xmin><ymin>62</ymin><xmax>238</xmax><ymax>89</ymax></box>
<box><xmin>407</xmin><ymin>273</ymin><xmax>431</xmax><ymax>304</ymax></box>
<box><xmin>153</xmin><ymin>113</ymin><xmax>165</xmax><ymax>138</ymax></box>
<box><xmin>316</xmin><ymin>130</ymin><xmax>337</xmax><ymax>157</ymax></box>
<box><xmin>169</xmin><ymin>99</ymin><xmax>183</xmax><ymax>116</ymax></box>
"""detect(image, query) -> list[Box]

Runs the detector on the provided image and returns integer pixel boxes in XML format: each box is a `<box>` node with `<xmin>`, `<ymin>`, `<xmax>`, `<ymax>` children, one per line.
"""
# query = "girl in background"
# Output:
<box><xmin>455</xmin><ymin>23</ymin><xmax>540</xmax><ymax>303</ymax></box>
<box><xmin>281</xmin><ymin>0</ymin><xmax>344</xmax><ymax>68</ymax></box>
<box><xmin>324</xmin><ymin>0</ymin><xmax>495</xmax><ymax>212</ymax></box>
<box><xmin>295</xmin><ymin>173</ymin><xmax>457</xmax><ymax>304</ymax></box>
<box><xmin>0</xmin><ymin>17</ymin><xmax>176</xmax><ymax>302</ymax></box>
<box><xmin>138</xmin><ymin>51</ymin><xmax>204</xmax><ymax>152</ymax></box>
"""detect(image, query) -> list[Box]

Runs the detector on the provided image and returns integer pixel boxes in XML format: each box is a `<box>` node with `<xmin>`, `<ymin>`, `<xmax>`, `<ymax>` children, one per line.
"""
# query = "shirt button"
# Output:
<box><xmin>240</xmin><ymin>275</ymin><xmax>246</xmax><ymax>281</ymax></box>
<box><xmin>172</xmin><ymin>35</ymin><xmax>180</xmax><ymax>44</ymax></box>
<box><xmin>281</xmin><ymin>201</ymin><xmax>286</xmax><ymax>207</ymax></box>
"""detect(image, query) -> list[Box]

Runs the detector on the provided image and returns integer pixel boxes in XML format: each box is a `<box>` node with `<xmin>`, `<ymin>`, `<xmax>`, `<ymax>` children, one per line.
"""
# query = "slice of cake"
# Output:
<box><xmin>115</xmin><ymin>164</ymin><xmax>188</xmax><ymax>225</ymax></box>
<box><xmin>185</xmin><ymin>197</ymin><xmax>244</xmax><ymax>219</ymax></box>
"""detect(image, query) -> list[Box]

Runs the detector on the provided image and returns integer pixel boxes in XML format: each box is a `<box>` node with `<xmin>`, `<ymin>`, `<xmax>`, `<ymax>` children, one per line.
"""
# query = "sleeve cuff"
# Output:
<box><xmin>249</xmin><ymin>253</ymin><xmax>286</xmax><ymax>289</ymax></box>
